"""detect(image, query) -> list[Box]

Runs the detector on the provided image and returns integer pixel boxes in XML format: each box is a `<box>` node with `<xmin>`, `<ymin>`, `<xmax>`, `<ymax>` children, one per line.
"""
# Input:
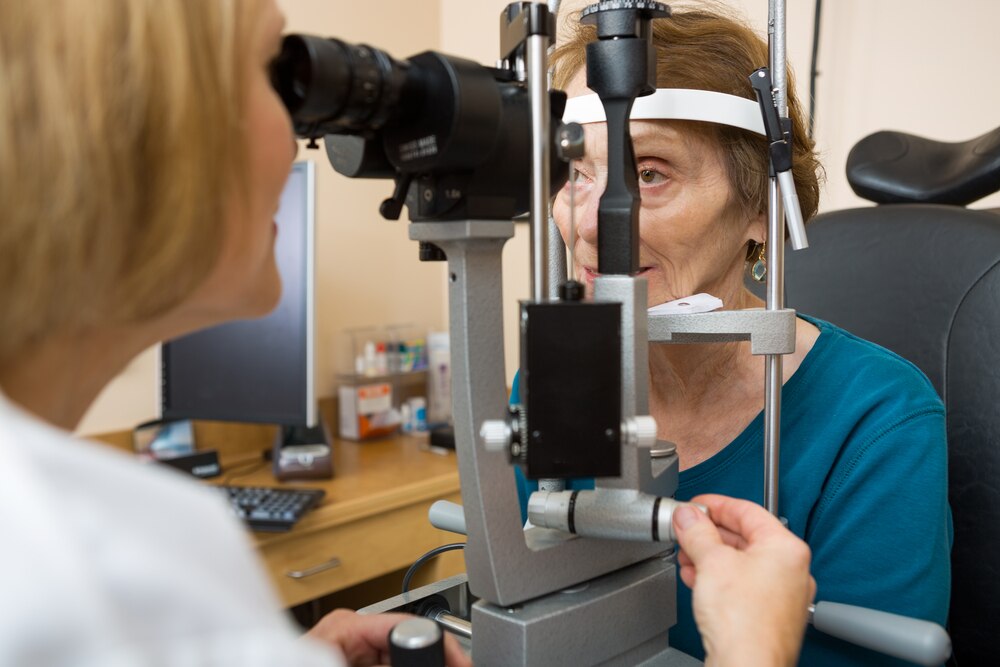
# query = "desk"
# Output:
<box><xmin>225</xmin><ymin>434</ymin><xmax>463</xmax><ymax>607</ymax></box>
<box><xmin>94</xmin><ymin>407</ymin><xmax>464</xmax><ymax>609</ymax></box>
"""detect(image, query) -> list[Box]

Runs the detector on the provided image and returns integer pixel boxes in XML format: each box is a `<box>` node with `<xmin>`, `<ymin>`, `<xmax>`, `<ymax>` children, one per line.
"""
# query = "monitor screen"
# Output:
<box><xmin>160</xmin><ymin>161</ymin><xmax>316</xmax><ymax>427</ymax></box>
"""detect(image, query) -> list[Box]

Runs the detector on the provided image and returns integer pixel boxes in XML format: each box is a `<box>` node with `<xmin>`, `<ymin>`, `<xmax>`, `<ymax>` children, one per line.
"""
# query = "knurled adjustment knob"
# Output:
<box><xmin>623</xmin><ymin>415</ymin><xmax>658</xmax><ymax>448</ymax></box>
<box><xmin>581</xmin><ymin>0</ymin><xmax>671</xmax><ymax>21</ymax></box>
<box><xmin>480</xmin><ymin>419</ymin><xmax>513</xmax><ymax>453</ymax></box>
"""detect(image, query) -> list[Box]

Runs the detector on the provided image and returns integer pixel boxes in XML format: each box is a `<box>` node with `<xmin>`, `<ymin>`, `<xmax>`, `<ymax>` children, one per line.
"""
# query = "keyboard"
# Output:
<box><xmin>219</xmin><ymin>485</ymin><xmax>325</xmax><ymax>532</ymax></box>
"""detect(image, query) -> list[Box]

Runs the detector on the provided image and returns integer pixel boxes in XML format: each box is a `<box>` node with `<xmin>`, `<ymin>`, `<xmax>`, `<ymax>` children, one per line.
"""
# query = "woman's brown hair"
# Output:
<box><xmin>552</xmin><ymin>3</ymin><xmax>822</xmax><ymax>228</ymax></box>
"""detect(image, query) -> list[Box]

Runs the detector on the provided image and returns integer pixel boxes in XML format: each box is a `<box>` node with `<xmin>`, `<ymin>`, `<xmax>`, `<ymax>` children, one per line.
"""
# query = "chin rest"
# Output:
<box><xmin>847</xmin><ymin>126</ymin><xmax>1000</xmax><ymax>206</ymax></box>
<box><xmin>752</xmin><ymin>204</ymin><xmax>1000</xmax><ymax>666</ymax></box>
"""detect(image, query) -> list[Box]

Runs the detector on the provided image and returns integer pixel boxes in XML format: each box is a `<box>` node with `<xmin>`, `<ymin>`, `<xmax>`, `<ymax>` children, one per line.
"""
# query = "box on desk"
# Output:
<box><xmin>336</xmin><ymin>369</ymin><xmax>434</xmax><ymax>440</ymax></box>
<box><xmin>338</xmin><ymin>380</ymin><xmax>398</xmax><ymax>440</ymax></box>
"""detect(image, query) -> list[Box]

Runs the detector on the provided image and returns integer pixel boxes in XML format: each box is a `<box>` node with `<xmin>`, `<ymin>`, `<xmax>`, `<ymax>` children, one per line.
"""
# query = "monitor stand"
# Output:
<box><xmin>272</xmin><ymin>420</ymin><xmax>333</xmax><ymax>481</ymax></box>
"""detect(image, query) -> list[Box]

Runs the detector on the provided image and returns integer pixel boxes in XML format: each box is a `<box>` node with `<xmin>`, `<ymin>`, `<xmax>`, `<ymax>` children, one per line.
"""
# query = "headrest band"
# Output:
<box><xmin>562</xmin><ymin>89</ymin><xmax>765</xmax><ymax>136</ymax></box>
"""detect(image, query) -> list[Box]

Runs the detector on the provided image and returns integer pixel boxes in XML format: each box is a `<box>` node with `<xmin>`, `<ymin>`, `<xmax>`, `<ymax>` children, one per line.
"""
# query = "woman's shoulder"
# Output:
<box><xmin>796</xmin><ymin>314</ymin><xmax>942</xmax><ymax>412</ymax></box>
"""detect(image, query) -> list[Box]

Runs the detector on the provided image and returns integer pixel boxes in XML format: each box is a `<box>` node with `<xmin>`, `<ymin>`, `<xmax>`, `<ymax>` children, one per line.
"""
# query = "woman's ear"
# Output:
<box><xmin>746</xmin><ymin>210</ymin><xmax>768</xmax><ymax>248</ymax></box>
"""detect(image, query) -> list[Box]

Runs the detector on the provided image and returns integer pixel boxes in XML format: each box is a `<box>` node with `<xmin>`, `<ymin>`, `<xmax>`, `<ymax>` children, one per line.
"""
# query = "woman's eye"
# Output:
<box><xmin>639</xmin><ymin>168</ymin><xmax>667</xmax><ymax>185</ymax></box>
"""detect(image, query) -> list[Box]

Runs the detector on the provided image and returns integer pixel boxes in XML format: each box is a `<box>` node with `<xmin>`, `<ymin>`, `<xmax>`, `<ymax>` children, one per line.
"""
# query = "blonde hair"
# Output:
<box><xmin>553</xmin><ymin>3</ymin><xmax>822</xmax><ymax>227</ymax></box>
<box><xmin>0</xmin><ymin>0</ymin><xmax>262</xmax><ymax>368</ymax></box>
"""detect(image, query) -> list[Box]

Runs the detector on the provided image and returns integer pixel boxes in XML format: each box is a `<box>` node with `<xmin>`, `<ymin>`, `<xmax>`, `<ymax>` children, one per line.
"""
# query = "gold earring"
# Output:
<box><xmin>749</xmin><ymin>242</ymin><xmax>767</xmax><ymax>282</ymax></box>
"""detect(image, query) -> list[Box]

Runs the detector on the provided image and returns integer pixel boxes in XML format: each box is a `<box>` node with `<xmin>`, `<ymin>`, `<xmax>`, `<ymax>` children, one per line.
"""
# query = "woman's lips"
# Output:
<box><xmin>581</xmin><ymin>265</ymin><xmax>653</xmax><ymax>285</ymax></box>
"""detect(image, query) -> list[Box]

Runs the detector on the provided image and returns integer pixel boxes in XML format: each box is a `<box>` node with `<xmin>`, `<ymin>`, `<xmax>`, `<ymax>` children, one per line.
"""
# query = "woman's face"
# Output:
<box><xmin>187</xmin><ymin>0</ymin><xmax>295</xmax><ymax>322</ymax></box>
<box><xmin>553</xmin><ymin>72</ymin><xmax>764</xmax><ymax>308</ymax></box>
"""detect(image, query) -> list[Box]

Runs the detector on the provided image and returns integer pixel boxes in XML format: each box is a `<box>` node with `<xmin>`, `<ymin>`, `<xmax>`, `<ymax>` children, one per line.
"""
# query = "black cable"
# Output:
<box><xmin>808</xmin><ymin>0</ymin><xmax>824</xmax><ymax>140</ymax></box>
<box><xmin>221</xmin><ymin>456</ymin><xmax>269</xmax><ymax>484</ymax></box>
<box><xmin>402</xmin><ymin>543</ymin><xmax>466</xmax><ymax>594</ymax></box>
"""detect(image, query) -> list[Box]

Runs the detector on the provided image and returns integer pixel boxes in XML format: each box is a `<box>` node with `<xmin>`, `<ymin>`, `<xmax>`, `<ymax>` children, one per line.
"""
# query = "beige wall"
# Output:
<box><xmin>79</xmin><ymin>0</ymin><xmax>1000</xmax><ymax>434</ymax></box>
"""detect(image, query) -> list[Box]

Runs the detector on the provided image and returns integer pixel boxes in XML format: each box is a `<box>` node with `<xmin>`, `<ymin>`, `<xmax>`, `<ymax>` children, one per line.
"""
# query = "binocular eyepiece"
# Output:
<box><xmin>269</xmin><ymin>32</ymin><xmax>567</xmax><ymax>223</ymax></box>
<box><xmin>270</xmin><ymin>35</ymin><xmax>412</xmax><ymax>137</ymax></box>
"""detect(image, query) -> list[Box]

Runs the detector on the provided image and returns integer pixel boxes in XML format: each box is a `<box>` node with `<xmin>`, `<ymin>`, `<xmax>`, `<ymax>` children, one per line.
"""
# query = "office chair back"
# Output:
<box><xmin>767</xmin><ymin>203</ymin><xmax>1000</xmax><ymax>666</ymax></box>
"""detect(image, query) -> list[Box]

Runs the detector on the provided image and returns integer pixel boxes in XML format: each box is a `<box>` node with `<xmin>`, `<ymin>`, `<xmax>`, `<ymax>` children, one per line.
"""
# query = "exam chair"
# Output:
<box><xmin>755</xmin><ymin>125</ymin><xmax>1000</xmax><ymax>666</ymax></box>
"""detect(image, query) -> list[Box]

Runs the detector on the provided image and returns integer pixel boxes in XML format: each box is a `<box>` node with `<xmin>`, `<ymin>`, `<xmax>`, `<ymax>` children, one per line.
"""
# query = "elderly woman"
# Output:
<box><xmin>516</xmin><ymin>6</ymin><xmax>951</xmax><ymax>666</ymax></box>
<box><xmin>0</xmin><ymin>1</ymin><xmax>472</xmax><ymax>665</ymax></box>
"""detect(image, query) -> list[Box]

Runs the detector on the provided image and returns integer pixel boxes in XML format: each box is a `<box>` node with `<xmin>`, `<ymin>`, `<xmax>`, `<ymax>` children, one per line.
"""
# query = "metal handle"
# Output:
<box><xmin>285</xmin><ymin>556</ymin><xmax>342</xmax><ymax>580</ymax></box>
<box><xmin>429</xmin><ymin>500</ymin><xmax>467</xmax><ymax>536</ymax></box>
<box><xmin>810</xmin><ymin>601</ymin><xmax>952</xmax><ymax>666</ymax></box>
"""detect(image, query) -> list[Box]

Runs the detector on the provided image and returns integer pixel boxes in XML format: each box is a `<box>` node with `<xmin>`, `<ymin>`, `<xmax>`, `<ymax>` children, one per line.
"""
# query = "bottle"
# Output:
<box><xmin>410</xmin><ymin>397</ymin><xmax>427</xmax><ymax>432</ymax></box>
<box><xmin>363</xmin><ymin>341</ymin><xmax>377</xmax><ymax>377</ymax></box>
<box><xmin>375</xmin><ymin>342</ymin><xmax>388</xmax><ymax>375</ymax></box>
<box><xmin>401</xmin><ymin>402</ymin><xmax>413</xmax><ymax>433</ymax></box>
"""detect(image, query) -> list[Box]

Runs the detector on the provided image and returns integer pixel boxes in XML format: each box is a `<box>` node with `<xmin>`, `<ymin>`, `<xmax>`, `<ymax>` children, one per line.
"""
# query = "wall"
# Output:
<box><xmin>78</xmin><ymin>0</ymin><xmax>448</xmax><ymax>435</ymax></box>
<box><xmin>79</xmin><ymin>0</ymin><xmax>1000</xmax><ymax>433</ymax></box>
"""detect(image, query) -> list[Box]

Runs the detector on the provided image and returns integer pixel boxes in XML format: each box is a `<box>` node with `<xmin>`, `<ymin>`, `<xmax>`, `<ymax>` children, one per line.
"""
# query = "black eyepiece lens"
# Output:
<box><xmin>271</xmin><ymin>36</ymin><xmax>312</xmax><ymax>115</ymax></box>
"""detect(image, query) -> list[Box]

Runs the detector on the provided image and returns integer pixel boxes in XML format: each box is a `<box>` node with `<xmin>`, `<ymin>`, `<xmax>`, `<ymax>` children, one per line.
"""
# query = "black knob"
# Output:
<box><xmin>559</xmin><ymin>280</ymin><xmax>585</xmax><ymax>302</ymax></box>
<box><xmin>581</xmin><ymin>1</ymin><xmax>670</xmax><ymax>39</ymax></box>
<box><xmin>388</xmin><ymin>618</ymin><xmax>445</xmax><ymax>667</ymax></box>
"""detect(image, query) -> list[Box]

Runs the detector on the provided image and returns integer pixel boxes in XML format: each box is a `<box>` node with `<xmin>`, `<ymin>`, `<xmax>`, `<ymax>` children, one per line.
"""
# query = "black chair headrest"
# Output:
<box><xmin>846</xmin><ymin>127</ymin><xmax>1000</xmax><ymax>206</ymax></box>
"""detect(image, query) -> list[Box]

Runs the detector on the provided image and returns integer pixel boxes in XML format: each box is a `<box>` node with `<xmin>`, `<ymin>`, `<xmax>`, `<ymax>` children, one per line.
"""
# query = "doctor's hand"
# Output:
<box><xmin>305</xmin><ymin>608</ymin><xmax>472</xmax><ymax>667</ymax></box>
<box><xmin>673</xmin><ymin>494</ymin><xmax>815</xmax><ymax>667</ymax></box>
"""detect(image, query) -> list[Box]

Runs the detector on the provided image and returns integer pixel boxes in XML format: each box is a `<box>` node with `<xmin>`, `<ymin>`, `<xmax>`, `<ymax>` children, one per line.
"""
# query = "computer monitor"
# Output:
<box><xmin>159</xmin><ymin>161</ymin><xmax>317</xmax><ymax>433</ymax></box>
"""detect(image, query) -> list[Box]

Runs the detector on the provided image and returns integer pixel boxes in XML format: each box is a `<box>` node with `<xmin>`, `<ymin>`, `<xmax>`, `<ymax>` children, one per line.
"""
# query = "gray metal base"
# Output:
<box><xmin>472</xmin><ymin>556</ymin><xmax>686</xmax><ymax>667</ymax></box>
<box><xmin>359</xmin><ymin>567</ymin><xmax>702</xmax><ymax>666</ymax></box>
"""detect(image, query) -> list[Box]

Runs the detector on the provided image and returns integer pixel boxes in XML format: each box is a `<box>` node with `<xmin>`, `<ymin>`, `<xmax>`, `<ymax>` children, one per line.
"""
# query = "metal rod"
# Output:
<box><xmin>763</xmin><ymin>355</ymin><xmax>782</xmax><ymax>515</ymax></box>
<box><xmin>763</xmin><ymin>182</ymin><xmax>784</xmax><ymax>515</ymax></box>
<box><xmin>766</xmin><ymin>190</ymin><xmax>786</xmax><ymax>311</ymax></box>
<box><xmin>763</xmin><ymin>0</ymin><xmax>787</xmax><ymax>515</ymax></box>
<box><xmin>528</xmin><ymin>31</ymin><xmax>551</xmax><ymax>302</ymax></box>
<box><xmin>432</xmin><ymin>609</ymin><xmax>473</xmax><ymax>639</ymax></box>
<box><xmin>770</xmin><ymin>0</ymin><xmax>788</xmax><ymax>115</ymax></box>
<box><xmin>568</xmin><ymin>159</ymin><xmax>577</xmax><ymax>279</ymax></box>
<box><xmin>547</xmin><ymin>216</ymin><xmax>567</xmax><ymax>299</ymax></box>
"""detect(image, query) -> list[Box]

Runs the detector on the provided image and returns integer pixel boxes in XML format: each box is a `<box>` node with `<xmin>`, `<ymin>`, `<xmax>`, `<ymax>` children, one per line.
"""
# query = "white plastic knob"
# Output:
<box><xmin>480</xmin><ymin>419</ymin><xmax>512</xmax><ymax>453</ymax></box>
<box><xmin>622</xmin><ymin>415</ymin><xmax>658</xmax><ymax>448</ymax></box>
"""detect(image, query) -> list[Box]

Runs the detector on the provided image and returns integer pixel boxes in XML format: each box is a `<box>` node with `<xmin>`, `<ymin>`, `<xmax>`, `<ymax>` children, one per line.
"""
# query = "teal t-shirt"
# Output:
<box><xmin>513</xmin><ymin>316</ymin><xmax>951</xmax><ymax>666</ymax></box>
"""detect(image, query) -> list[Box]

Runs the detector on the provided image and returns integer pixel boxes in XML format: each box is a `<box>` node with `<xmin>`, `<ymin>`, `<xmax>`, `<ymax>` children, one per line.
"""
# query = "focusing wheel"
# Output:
<box><xmin>581</xmin><ymin>0</ymin><xmax>671</xmax><ymax>21</ymax></box>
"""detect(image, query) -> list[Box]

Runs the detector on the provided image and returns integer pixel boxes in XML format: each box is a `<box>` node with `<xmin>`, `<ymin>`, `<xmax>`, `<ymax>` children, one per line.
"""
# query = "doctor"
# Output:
<box><xmin>0</xmin><ymin>1</ymin><xmax>468</xmax><ymax>665</ymax></box>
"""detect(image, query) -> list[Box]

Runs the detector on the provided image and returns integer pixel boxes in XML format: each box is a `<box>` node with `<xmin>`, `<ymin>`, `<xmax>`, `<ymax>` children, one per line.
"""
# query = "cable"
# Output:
<box><xmin>221</xmin><ymin>456</ymin><xmax>269</xmax><ymax>484</ymax></box>
<box><xmin>401</xmin><ymin>543</ymin><xmax>465</xmax><ymax>594</ymax></box>
<box><xmin>808</xmin><ymin>0</ymin><xmax>824</xmax><ymax>140</ymax></box>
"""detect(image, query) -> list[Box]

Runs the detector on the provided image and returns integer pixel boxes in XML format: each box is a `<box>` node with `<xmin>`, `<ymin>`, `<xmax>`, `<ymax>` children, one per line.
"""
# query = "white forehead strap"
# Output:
<box><xmin>562</xmin><ymin>89</ymin><xmax>766</xmax><ymax>136</ymax></box>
